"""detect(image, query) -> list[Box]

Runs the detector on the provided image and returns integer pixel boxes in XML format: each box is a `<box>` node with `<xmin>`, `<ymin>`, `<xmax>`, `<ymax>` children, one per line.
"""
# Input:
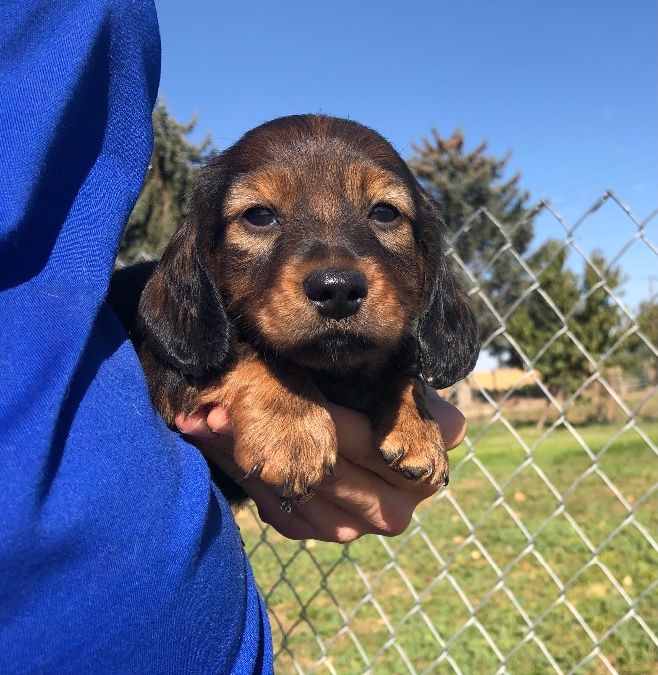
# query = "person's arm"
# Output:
<box><xmin>0</xmin><ymin>3</ymin><xmax>272</xmax><ymax>672</ymax></box>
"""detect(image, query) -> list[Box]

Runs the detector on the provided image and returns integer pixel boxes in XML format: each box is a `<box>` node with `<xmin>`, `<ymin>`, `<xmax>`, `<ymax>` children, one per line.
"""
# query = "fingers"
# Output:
<box><xmin>315</xmin><ymin>455</ymin><xmax>426</xmax><ymax>536</ymax></box>
<box><xmin>245</xmin><ymin>452</ymin><xmax>428</xmax><ymax>541</ymax></box>
<box><xmin>421</xmin><ymin>385</ymin><xmax>467</xmax><ymax>450</ymax></box>
<box><xmin>224</xmin><ymin>469</ymin><xmax>325</xmax><ymax>540</ymax></box>
<box><xmin>206</xmin><ymin>407</ymin><xmax>234</xmax><ymax>435</ymax></box>
<box><xmin>252</xmin><ymin>488</ymin><xmax>366</xmax><ymax>543</ymax></box>
<box><xmin>175</xmin><ymin>391</ymin><xmax>467</xmax><ymax>544</ymax></box>
<box><xmin>219</xmin><ymin>453</ymin><xmax>413</xmax><ymax>542</ymax></box>
<box><xmin>201</xmin><ymin>447</ymin><xmax>366</xmax><ymax>542</ymax></box>
<box><xmin>324</xmin><ymin>399</ymin><xmax>459</xmax><ymax>492</ymax></box>
<box><xmin>175</xmin><ymin>408</ymin><xmax>233</xmax><ymax>450</ymax></box>
<box><xmin>195</xmin><ymin>436</ymin><xmax>413</xmax><ymax>542</ymax></box>
<box><xmin>323</xmin><ymin>404</ymin><xmax>410</xmax><ymax>488</ymax></box>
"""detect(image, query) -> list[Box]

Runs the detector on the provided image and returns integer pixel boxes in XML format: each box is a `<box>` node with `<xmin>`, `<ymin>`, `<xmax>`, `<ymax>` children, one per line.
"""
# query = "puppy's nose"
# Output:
<box><xmin>303</xmin><ymin>269</ymin><xmax>368</xmax><ymax>320</ymax></box>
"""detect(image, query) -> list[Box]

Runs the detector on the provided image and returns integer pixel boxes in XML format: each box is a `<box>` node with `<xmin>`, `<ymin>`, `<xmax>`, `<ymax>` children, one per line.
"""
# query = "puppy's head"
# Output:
<box><xmin>139</xmin><ymin>114</ymin><xmax>479</xmax><ymax>387</ymax></box>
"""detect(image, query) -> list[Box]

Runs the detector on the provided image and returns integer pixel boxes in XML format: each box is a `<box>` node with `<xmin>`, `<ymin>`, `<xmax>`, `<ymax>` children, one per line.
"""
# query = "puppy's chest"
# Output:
<box><xmin>308</xmin><ymin>369</ymin><xmax>391</xmax><ymax>420</ymax></box>
<box><xmin>224</xmin><ymin>343</ymin><xmax>393</xmax><ymax>415</ymax></box>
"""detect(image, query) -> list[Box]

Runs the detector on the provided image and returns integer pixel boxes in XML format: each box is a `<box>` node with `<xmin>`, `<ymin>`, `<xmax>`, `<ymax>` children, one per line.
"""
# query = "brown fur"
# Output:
<box><xmin>112</xmin><ymin>114</ymin><xmax>480</xmax><ymax>502</ymax></box>
<box><xmin>196</xmin><ymin>349</ymin><xmax>336</xmax><ymax>497</ymax></box>
<box><xmin>376</xmin><ymin>379</ymin><xmax>448</xmax><ymax>485</ymax></box>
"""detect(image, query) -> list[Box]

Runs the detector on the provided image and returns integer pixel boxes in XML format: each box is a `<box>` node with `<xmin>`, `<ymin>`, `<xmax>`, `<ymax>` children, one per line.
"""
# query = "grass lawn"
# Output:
<box><xmin>238</xmin><ymin>419</ymin><xmax>658</xmax><ymax>674</ymax></box>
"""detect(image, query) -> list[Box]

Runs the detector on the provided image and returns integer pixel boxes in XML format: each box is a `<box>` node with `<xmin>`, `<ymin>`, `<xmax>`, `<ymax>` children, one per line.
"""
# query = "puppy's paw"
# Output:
<box><xmin>232</xmin><ymin>403</ymin><xmax>338</xmax><ymax>498</ymax></box>
<box><xmin>377</xmin><ymin>388</ymin><xmax>449</xmax><ymax>486</ymax></box>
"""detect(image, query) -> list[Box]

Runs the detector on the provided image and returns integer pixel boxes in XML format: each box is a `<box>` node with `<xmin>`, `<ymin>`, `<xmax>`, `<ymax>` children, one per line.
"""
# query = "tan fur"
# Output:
<box><xmin>370</xmin><ymin>219</ymin><xmax>416</xmax><ymax>256</ymax></box>
<box><xmin>129</xmin><ymin>115</ymin><xmax>474</xmax><ymax>500</ymax></box>
<box><xmin>376</xmin><ymin>379</ymin><xmax>448</xmax><ymax>486</ymax></box>
<box><xmin>254</xmin><ymin>256</ymin><xmax>421</xmax><ymax>360</ymax></box>
<box><xmin>197</xmin><ymin>355</ymin><xmax>337</xmax><ymax>496</ymax></box>
<box><xmin>223</xmin><ymin>168</ymin><xmax>298</xmax><ymax>219</ymax></box>
<box><xmin>344</xmin><ymin>163</ymin><xmax>416</xmax><ymax>218</ymax></box>
<box><xmin>223</xmin><ymin>220</ymin><xmax>277</xmax><ymax>256</ymax></box>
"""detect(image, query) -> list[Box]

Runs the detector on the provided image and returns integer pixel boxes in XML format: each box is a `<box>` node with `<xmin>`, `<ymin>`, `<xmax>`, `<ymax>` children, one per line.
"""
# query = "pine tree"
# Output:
<box><xmin>409</xmin><ymin>129</ymin><xmax>535</xmax><ymax>359</ymax></box>
<box><xmin>505</xmin><ymin>241</ymin><xmax>580</xmax><ymax>393</ymax></box>
<box><xmin>575</xmin><ymin>251</ymin><xmax>624</xmax><ymax>368</ymax></box>
<box><xmin>505</xmin><ymin>241</ymin><xmax>624</xmax><ymax>427</ymax></box>
<box><xmin>617</xmin><ymin>300</ymin><xmax>658</xmax><ymax>385</ymax></box>
<box><xmin>118</xmin><ymin>101</ymin><xmax>212</xmax><ymax>263</ymax></box>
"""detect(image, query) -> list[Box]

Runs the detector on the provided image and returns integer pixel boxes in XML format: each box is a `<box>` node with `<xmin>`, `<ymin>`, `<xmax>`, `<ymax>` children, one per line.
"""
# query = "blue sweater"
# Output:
<box><xmin>0</xmin><ymin>1</ymin><xmax>272</xmax><ymax>672</ymax></box>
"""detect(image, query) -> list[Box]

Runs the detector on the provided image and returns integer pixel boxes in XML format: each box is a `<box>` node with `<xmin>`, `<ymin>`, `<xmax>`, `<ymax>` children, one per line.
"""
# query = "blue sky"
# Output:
<box><xmin>154</xmin><ymin>0</ymin><xmax>657</xmax><ymax>366</ymax></box>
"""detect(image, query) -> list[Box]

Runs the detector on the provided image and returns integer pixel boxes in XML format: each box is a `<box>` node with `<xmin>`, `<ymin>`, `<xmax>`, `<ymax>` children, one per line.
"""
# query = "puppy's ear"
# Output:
<box><xmin>138</xmin><ymin>215</ymin><xmax>231</xmax><ymax>379</ymax></box>
<box><xmin>416</xmin><ymin>192</ymin><xmax>480</xmax><ymax>389</ymax></box>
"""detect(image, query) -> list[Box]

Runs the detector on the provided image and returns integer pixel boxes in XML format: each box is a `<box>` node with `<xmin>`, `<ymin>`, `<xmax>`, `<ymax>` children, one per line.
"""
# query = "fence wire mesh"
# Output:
<box><xmin>235</xmin><ymin>192</ymin><xmax>658</xmax><ymax>674</ymax></box>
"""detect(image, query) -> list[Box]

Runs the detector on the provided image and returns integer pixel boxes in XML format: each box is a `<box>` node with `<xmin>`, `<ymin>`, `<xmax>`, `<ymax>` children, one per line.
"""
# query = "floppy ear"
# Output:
<box><xmin>416</xmin><ymin>192</ymin><xmax>481</xmax><ymax>389</ymax></box>
<box><xmin>138</xmin><ymin>212</ymin><xmax>231</xmax><ymax>379</ymax></box>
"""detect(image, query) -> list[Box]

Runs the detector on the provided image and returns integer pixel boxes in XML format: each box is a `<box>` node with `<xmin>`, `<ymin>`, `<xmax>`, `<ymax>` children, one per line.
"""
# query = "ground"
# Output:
<box><xmin>238</xmin><ymin>419</ymin><xmax>658</xmax><ymax>674</ymax></box>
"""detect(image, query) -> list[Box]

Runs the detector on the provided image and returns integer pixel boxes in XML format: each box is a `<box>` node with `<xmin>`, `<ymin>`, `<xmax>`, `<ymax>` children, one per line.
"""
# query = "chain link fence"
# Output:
<box><xmin>234</xmin><ymin>192</ymin><xmax>658</xmax><ymax>674</ymax></box>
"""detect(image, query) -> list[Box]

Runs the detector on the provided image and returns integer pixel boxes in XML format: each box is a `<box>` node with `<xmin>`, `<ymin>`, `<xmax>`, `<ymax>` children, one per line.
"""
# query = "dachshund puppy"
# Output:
<box><xmin>113</xmin><ymin>114</ymin><xmax>480</xmax><ymax>502</ymax></box>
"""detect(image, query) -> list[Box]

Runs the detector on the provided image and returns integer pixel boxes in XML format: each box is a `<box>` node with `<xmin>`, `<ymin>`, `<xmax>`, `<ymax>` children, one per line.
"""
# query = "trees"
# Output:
<box><xmin>408</xmin><ymin>129</ymin><xmax>632</xmax><ymax>422</ymax></box>
<box><xmin>117</xmin><ymin>111</ymin><xmax>635</xmax><ymax>418</ymax></box>
<box><xmin>409</xmin><ymin>129</ymin><xmax>536</xmax><ymax>351</ymax></box>
<box><xmin>118</xmin><ymin>101</ymin><xmax>212</xmax><ymax>263</ymax></box>
<box><xmin>505</xmin><ymin>241</ymin><xmax>580</xmax><ymax>393</ymax></box>
<box><xmin>504</xmin><ymin>241</ymin><xmax>624</xmax><ymax>427</ymax></box>
<box><xmin>618</xmin><ymin>300</ymin><xmax>658</xmax><ymax>386</ymax></box>
<box><xmin>636</xmin><ymin>301</ymin><xmax>658</xmax><ymax>345</ymax></box>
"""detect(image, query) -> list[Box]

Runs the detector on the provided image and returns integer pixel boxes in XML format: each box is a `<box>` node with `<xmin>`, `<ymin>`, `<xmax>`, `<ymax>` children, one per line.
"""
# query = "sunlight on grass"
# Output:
<box><xmin>240</xmin><ymin>421</ymin><xmax>658</xmax><ymax>673</ymax></box>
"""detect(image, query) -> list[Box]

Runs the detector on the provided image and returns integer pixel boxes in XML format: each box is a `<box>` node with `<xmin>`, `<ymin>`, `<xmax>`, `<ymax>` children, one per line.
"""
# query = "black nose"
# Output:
<box><xmin>303</xmin><ymin>269</ymin><xmax>368</xmax><ymax>320</ymax></box>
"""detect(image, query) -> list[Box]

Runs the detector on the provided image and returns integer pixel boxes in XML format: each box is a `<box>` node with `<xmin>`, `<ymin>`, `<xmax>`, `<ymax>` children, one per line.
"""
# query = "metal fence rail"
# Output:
<box><xmin>237</xmin><ymin>192</ymin><xmax>658</xmax><ymax>674</ymax></box>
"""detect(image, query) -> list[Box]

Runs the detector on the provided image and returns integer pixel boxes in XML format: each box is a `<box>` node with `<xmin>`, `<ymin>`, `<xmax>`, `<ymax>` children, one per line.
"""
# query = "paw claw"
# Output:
<box><xmin>381</xmin><ymin>447</ymin><xmax>404</xmax><ymax>465</ymax></box>
<box><xmin>424</xmin><ymin>461</ymin><xmax>435</xmax><ymax>479</ymax></box>
<box><xmin>398</xmin><ymin>466</ymin><xmax>428</xmax><ymax>481</ymax></box>
<box><xmin>279</xmin><ymin>476</ymin><xmax>313</xmax><ymax>498</ymax></box>
<box><xmin>243</xmin><ymin>462</ymin><xmax>263</xmax><ymax>480</ymax></box>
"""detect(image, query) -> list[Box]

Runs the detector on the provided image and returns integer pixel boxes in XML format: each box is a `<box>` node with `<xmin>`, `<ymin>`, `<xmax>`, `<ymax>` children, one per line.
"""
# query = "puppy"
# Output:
<box><xmin>112</xmin><ymin>114</ymin><xmax>480</xmax><ymax>502</ymax></box>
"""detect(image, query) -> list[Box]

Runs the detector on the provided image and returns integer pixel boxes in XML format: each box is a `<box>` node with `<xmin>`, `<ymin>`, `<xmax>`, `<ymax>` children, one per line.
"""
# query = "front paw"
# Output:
<box><xmin>231</xmin><ymin>404</ymin><xmax>338</xmax><ymax>498</ymax></box>
<box><xmin>377</xmin><ymin>410</ymin><xmax>448</xmax><ymax>487</ymax></box>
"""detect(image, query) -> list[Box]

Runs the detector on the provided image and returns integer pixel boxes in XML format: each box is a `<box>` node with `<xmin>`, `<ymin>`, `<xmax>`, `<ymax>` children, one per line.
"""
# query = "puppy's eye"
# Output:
<box><xmin>243</xmin><ymin>206</ymin><xmax>278</xmax><ymax>227</ymax></box>
<box><xmin>369</xmin><ymin>203</ymin><xmax>400</xmax><ymax>224</ymax></box>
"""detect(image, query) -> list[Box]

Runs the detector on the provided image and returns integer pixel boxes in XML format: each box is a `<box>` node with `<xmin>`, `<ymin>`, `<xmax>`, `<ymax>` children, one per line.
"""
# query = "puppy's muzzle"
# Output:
<box><xmin>303</xmin><ymin>269</ymin><xmax>368</xmax><ymax>321</ymax></box>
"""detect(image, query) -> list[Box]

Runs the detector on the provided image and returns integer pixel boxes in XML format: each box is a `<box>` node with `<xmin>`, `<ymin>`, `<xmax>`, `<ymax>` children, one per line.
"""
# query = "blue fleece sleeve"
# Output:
<box><xmin>0</xmin><ymin>1</ymin><xmax>272</xmax><ymax>672</ymax></box>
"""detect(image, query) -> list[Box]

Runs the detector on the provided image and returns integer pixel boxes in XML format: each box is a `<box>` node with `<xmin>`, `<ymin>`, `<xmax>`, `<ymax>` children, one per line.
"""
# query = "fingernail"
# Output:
<box><xmin>176</xmin><ymin>413</ymin><xmax>204</xmax><ymax>434</ymax></box>
<box><xmin>208</xmin><ymin>408</ymin><xmax>230</xmax><ymax>432</ymax></box>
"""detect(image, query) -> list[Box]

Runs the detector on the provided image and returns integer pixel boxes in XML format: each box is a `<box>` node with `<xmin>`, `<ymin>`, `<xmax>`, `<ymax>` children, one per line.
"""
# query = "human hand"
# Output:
<box><xmin>175</xmin><ymin>386</ymin><xmax>466</xmax><ymax>543</ymax></box>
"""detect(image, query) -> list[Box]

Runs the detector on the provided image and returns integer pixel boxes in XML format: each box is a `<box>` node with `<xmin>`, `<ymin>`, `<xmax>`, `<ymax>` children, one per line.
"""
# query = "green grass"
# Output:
<box><xmin>239</xmin><ymin>421</ymin><xmax>658</xmax><ymax>674</ymax></box>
